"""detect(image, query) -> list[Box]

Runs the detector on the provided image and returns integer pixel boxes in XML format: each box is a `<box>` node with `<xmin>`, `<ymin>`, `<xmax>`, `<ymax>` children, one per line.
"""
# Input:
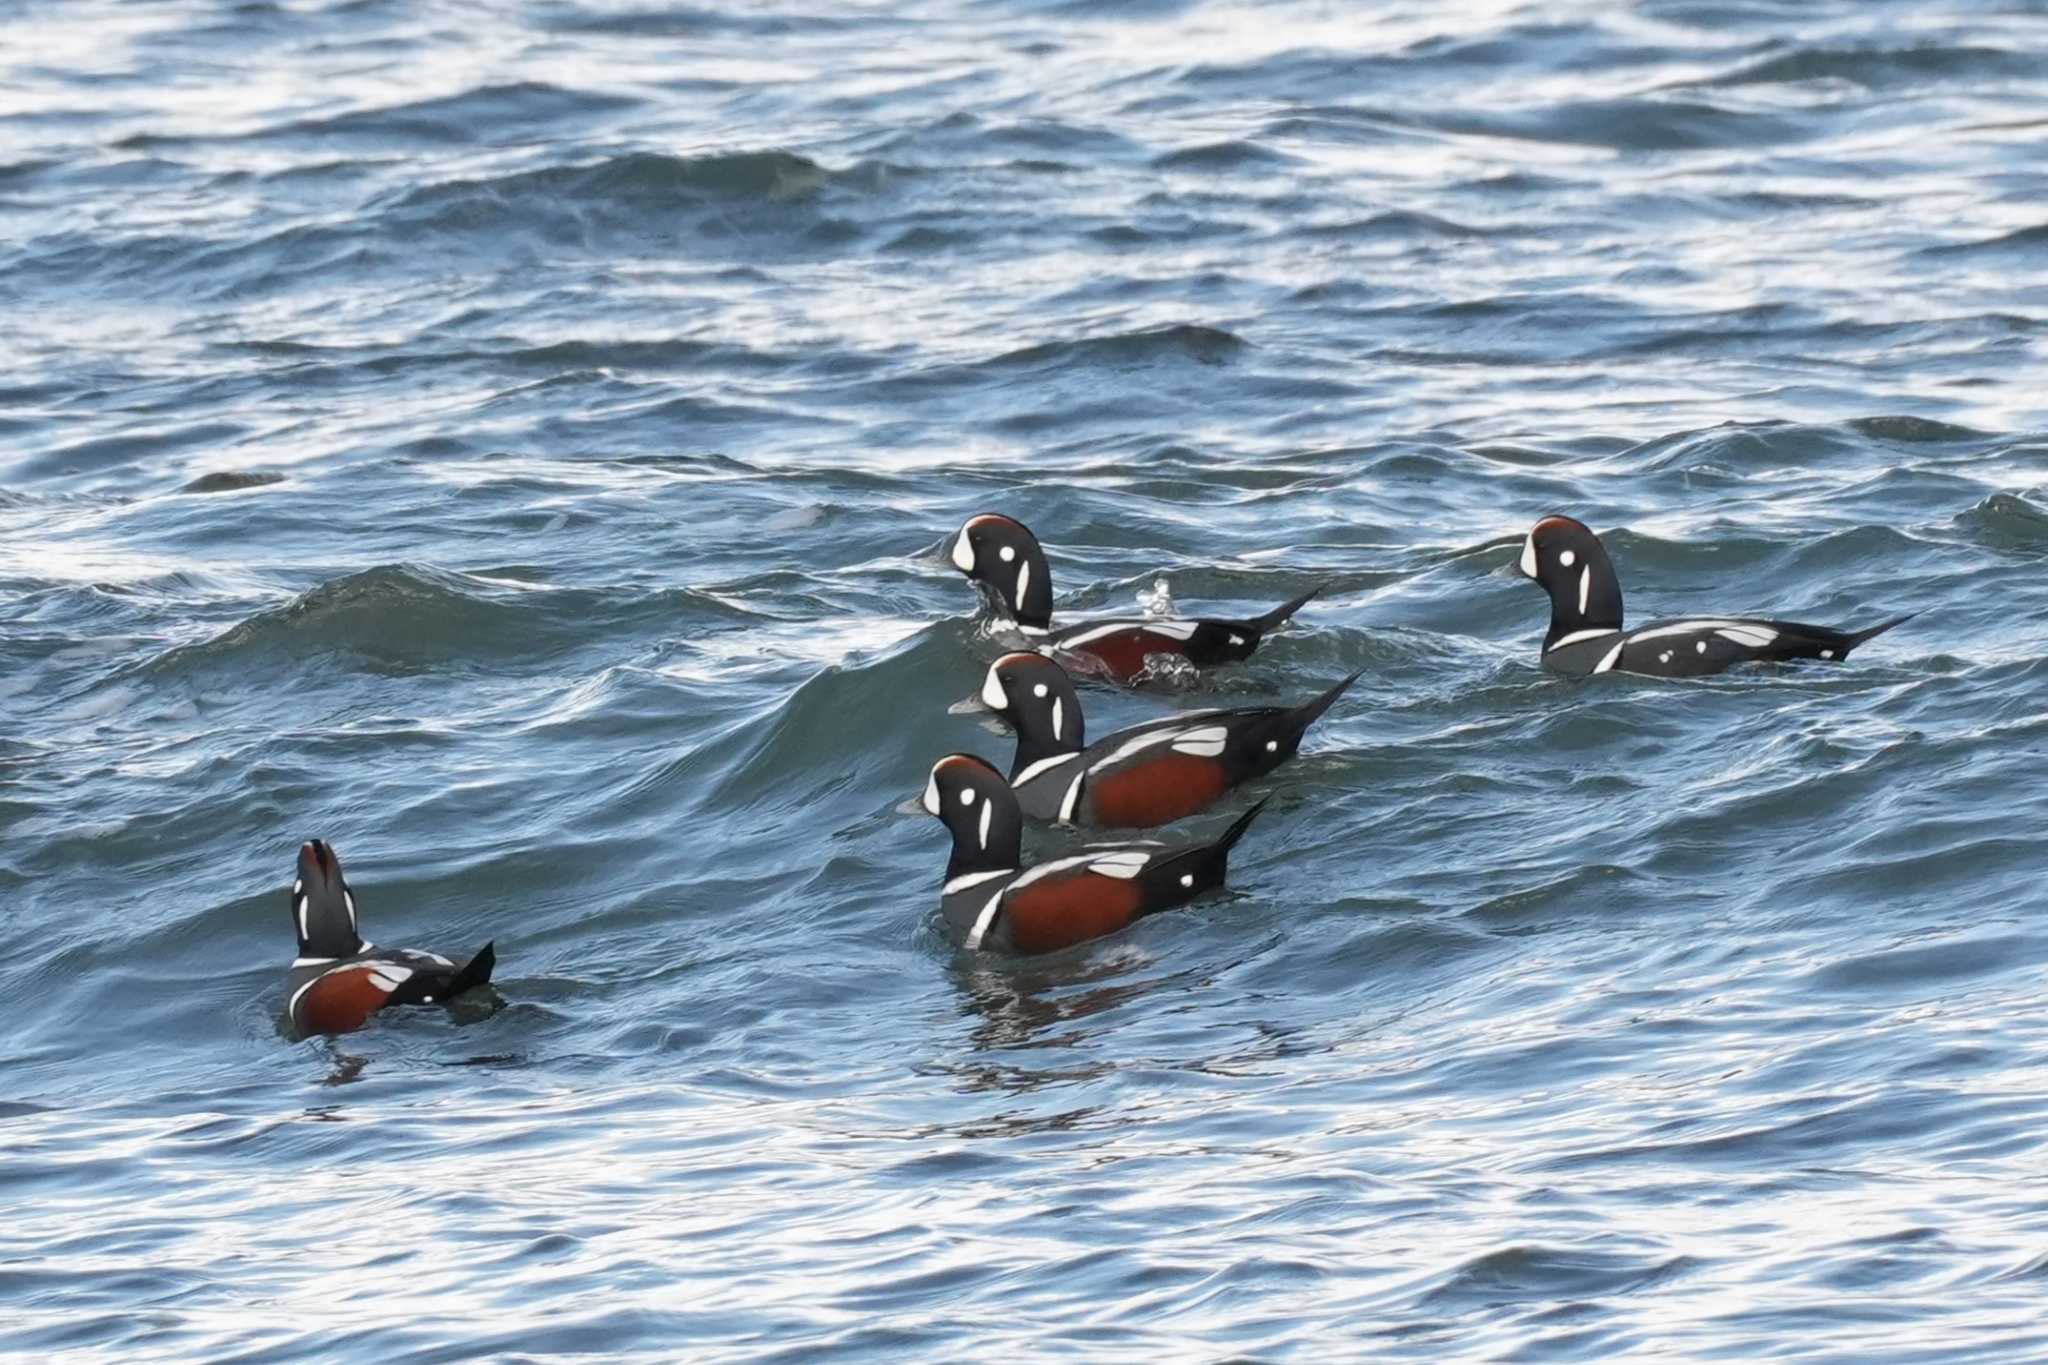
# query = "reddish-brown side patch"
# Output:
<box><xmin>1070</xmin><ymin>629</ymin><xmax>1188</xmax><ymax>684</ymax></box>
<box><xmin>1004</xmin><ymin>872</ymin><xmax>1145</xmax><ymax>953</ymax></box>
<box><xmin>1086</xmin><ymin>752</ymin><xmax>1230</xmax><ymax>828</ymax></box>
<box><xmin>293</xmin><ymin>965</ymin><xmax>396</xmax><ymax>1036</ymax></box>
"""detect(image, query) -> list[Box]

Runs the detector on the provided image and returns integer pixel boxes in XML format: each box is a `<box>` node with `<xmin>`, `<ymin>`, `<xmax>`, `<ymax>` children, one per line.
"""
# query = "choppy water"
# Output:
<box><xmin>5</xmin><ymin>0</ymin><xmax>2048</xmax><ymax>1357</ymax></box>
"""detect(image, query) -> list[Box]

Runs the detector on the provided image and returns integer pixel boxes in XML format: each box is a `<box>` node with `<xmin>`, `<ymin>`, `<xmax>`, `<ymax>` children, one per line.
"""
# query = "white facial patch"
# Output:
<box><xmin>1032</xmin><ymin>683</ymin><xmax>1047</xmax><ymax>698</ymax></box>
<box><xmin>1518</xmin><ymin>534</ymin><xmax>1538</xmax><ymax>579</ymax></box>
<box><xmin>999</xmin><ymin>545</ymin><xmax>1015</xmax><ymax>563</ymax></box>
<box><xmin>959</xmin><ymin>787</ymin><xmax>976</xmax><ymax>807</ymax></box>
<box><xmin>981</xmin><ymin>669</ymin><xmax>1009</xmax><ymax>710</ymax></box>
<box><xmin>1578</xmin><ymin>566</ymin><xmax>1590</xmax><ymax>615</ymax></box>
<box><xmin>922</xmin><ymin>770</ymin><xmax>943</xmax><ymax>816</ymax></box>
<box><xmin>1560</xmin><ymin>549</ymin><xmax>1576</xmax><ymax>567</ymax></box>
<box><xmin>951</xmin><ymin>530</ymin><xmax>975</xmax><ymax>572</ymax></box>
<box><xmin>978</xmin><ymin>798</ymin><xmax>993</xmax><ymax>850</ymax></box>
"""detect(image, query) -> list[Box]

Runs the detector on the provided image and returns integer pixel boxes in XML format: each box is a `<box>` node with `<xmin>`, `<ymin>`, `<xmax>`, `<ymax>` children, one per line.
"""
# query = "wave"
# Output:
<box><xmin>139</xmin><ymin>565</ymin><xmax>759</xmax><ymax>679</ymax></box>
<box><xmin>1694</xmin><ymin>43</ymin><xmax>2033</xmax><ymax>90</ymax></box>
<box><xmin>255</xmin><ymin>82</ymin><xmax>639</xmax><ymax>145</ymax></box>
<box><xmin>1958</xmin><ymin>493</ymin><xmax>2048</xmax><ymax>556</ymax></box>
<box><xmin>1917</xmin><ymin>223</ymin><xmax>2048</xmax><ymax>258</ymax></box>
<box><xmin>1443</xmin><ymin>97</ymin><xmax>1807</xmax><ymax>151</ymax></box>
<box><xmin>1616</xmin><ymin>418</ymin><xmax>1986</xmax><ymax>475</ymax></box>
<box><xmin>384</xmin><ymin>149</ymin><xmax>847</xmax><ymax>218</ymax></box>
<box><xmin>985</xmin><ymin>323</ymin><xmax>1246</xmax><ymax>372</ymax></box>
<box><xmin>1151</xmin><ymin>140</ymin><xmax>1298</xmax><ymax>171</ymax></box>
<box><xmin>1422</xmin><ymin>1244</ymin><xmax>1695</xmax><ymax>1307</ymax></box>
<box><xmin>17</xmin><ymin>421</ymin><xmax>248</xmax><ymax>482</ymax></box>
<box><xmin>179</xmin><ymin>472</ymin><xmax>285</xmax><ymax>495</ymax></box>
<box><xmin>1296</xmin><ymin>210</ymin><xmax>1497</xmax><ymax>242</ymax></box>
<box><xmin>212</xmin><ymin>336</ymin><xmax>796</xmax><ymax>389</ymax></box>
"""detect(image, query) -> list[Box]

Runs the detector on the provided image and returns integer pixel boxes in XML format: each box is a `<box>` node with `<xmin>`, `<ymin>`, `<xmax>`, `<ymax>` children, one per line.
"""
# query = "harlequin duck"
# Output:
<box><xmin>947</xmin><ymin>512</ymin><xmax>1320</xmax><ymax>683</ymax></box>
<box><xmin>284</xmin><ymin>839</ymin><xmax>496</xmax><ymax>1038</ymax></box>
<box><xmin>921</xmin><ymin>753</ymin><xmax>1266</xmax><ymax>954</ymax></box>
<box><xmin>1515</xmin><ymin>514</ymin><xmax>1912</xmax><ymax>678</ymax></box>
<box><xmin>978</xmin><ymin>651</ymin><xmax>1359</xmax><ymax>827</ymax></box>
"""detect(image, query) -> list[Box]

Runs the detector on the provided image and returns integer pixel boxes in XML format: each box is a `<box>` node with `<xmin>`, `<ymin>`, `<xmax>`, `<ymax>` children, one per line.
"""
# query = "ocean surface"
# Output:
<box><xmin>5</xmin><ymin>0</ymin><xmax>2048</xmax><ymax>1358</ymax></box>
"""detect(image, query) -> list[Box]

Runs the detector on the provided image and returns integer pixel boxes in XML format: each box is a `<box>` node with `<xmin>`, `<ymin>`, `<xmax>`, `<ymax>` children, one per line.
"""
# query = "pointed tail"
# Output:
<box><xmin>1211</xmin><ymin>797</ymin><xmax>1269</xmax><ymax>860</ymax></box>
<box><xmin>1140</xmin><ymin>800</ymin><xmax>1269</xmax><ymax>914</ymax></box>
<box><xmin>1249</xmin><ymin>583</ymin><xmax>1326</xmax><ymax>636</ymax></box>
<box><xmin>1838</xmin><ymin>613</ymin><xmax>1915</xmax><ymax>657</ymax></box>
<box><xmin>447</xmin><ymin>941</ymin><xmax>496</xmax><ymax>996</ymax></box>
<box><xmin>1287</xmin><ymin>668</ymin><xmax>1364</xmax><ymax>730</ymax></box>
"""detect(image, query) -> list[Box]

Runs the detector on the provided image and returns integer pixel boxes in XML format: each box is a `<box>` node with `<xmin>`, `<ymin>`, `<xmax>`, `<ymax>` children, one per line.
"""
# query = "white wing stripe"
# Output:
<box><xmin>1627</xmin><ymin>619</ymin><xmax>1751</xmax><ymax>644</ymax></box>
<box><xmin>1058</xmin><ymin>618</ymin><xmax>1200</xmax><ymax>648</ymax></box>
<box><xmin>1169</xmin><ymin>725</ymin><xmax>1229</xmax><ymax>758</ymax></box>
<box><xmin>1088</xmin><ymin>852</ymin><xmax>1151</xmax><ymax>879</ymax></box>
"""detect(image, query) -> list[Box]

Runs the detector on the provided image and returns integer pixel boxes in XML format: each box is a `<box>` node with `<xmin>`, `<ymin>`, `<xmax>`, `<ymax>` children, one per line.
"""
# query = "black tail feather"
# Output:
<box><xmin>446</xmin><ymin>941</ymin><xmax>496</xmax><ymax>997</ymax></box>
<box><xmin>1287</xmin><ymin>668</ymin><xmax>1364</xmax><ymax>731</ymax></box>
<box><xmin>1138</xmin><ymin>800</ymin><xmax>1269</xmax><ymax>916</ymax></box>
<box><xmin>1838</xmin><ymin>613</ymin><xmax>1914</xmax><ymax>656</ymax></box>
<box><xmin>1249</xmin><ymin>583</ymin><xmax>1326</xmax><ymax>635</ymax></box>
<box><xmin>1211</xmin><ymin>797</ymin><xmax>1269</xmax><ymax>860</ymax></box>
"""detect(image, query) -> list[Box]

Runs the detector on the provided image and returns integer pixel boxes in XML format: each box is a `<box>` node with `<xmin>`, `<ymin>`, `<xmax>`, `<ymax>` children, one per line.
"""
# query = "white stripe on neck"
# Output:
<box><xmin>1014</xmin><ymin>753</ymin><xmax>1076</xmax><ymax>787</ymax></box>
<box><xmin>943</xmin><ymin>869</ymin><xmax>1014</xmax><ymax>896</ymax></box>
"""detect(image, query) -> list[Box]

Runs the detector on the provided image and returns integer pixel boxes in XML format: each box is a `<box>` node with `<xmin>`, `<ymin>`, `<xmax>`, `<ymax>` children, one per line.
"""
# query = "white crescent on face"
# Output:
<box><xmin>980</xmin><ymin>666</ymin><xmax>1008</xmax><ymax>710</ymax></box>
<box><xmin>951</xmin><ymin>529</ymin><xmax>975</xmax><ymax>572</ymax></box>
<box><xmin>922</xmin><ymin>769</ymin><xmax>943</xmax><ymax>816</ymax></box>
<box><xmin>1519</xmin><ymin>533</ymin><xmax>1538</xmax><ymax>579</ymax></box>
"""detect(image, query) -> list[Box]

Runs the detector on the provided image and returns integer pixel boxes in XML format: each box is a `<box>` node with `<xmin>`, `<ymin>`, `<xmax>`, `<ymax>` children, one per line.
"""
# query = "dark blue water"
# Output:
<box><xmin>6</xmin><ymin>0</ymin><xmax>2048</xmax><ymax>1357</ymax></box>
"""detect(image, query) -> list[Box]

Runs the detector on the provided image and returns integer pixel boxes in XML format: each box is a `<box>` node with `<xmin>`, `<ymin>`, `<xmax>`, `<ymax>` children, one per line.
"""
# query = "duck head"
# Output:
<box><xmin>979</xmin><ymin>652</ymin><xmax>1086</xmax><ymax>776</ymax></box>
<box><xmin>922</xmin><ymin>753</ymin><xmax>1023</xmax><ymax>880</ymax></box>
<box><xmin>1516</xmin><ymin>515</ymin><xmax>1624</xmax><ymax>649</ymax></box>
<box><xmin>292</xmin><ymin>839</ymin><xmax>364</xmax><ymax>960</ymax></box>
<box><xmin>948</xmin><ymin>513</ymin><xmax>1054</xmax><ymax>630</ymax></box>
